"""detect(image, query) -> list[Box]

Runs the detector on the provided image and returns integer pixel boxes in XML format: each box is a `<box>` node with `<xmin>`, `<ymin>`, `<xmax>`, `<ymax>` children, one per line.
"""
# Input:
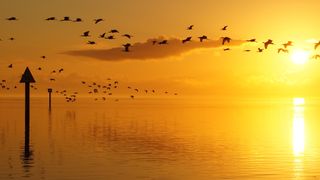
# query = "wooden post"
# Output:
<box><xmin>48</xmin><ymin>88</ymin><xmax>52</xmax><ymax>111</ymax></box>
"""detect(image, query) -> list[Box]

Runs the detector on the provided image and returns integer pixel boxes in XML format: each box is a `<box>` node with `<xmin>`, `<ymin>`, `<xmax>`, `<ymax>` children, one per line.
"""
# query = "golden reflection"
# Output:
<box><xmin>292</xmin><ymin>98</ymin><xmax>305</xmax><ymax>156</ymax></box>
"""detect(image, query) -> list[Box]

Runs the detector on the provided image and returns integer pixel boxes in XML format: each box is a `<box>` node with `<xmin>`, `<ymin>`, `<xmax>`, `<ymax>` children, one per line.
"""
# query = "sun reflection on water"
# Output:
<box><xmin>292</xmin><ymin>97</ymin><xmax>305</xmax><ymax>179</ymax></box>
<box><xmin>292</xmin><ymin>98</ymin><xmax>305</xmax><ymax>156</ymax></box>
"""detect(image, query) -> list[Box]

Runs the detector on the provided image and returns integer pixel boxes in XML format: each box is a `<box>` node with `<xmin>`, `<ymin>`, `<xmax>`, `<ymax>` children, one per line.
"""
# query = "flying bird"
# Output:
<box><xmin>45</xmin><ymin>17</ymin><xmax>56</xmax><ymax>21</ymax></box>
<box><xmin>94</xmin><ymin>18</ymin><xmax>104</xmax><ymax>24</ymax></box>
<box><xmin>257</xmin><ymin>48</ymin><xmax>264</xmax><ymax>53</ymax></box>
<box><xmin>73</xmin><ymin>18</ymin><xmax>82</xmax><ymax>22</ymax></box>
<box><xmin>99</xmin><ymin>33</ymin><xmax>106</xmax><ymax>38</ymax></box>
<box><xmin>312</xmin><ymin>54</ymin><xmax>320</xmax><ymax>59</ymax></box>
<box><xmin>6</xmin><ymin>17</ymin><xmax>18</xmax><ymax>21</ymax></box>
<box><xmin>221</xmin><ymin>25</ymin><xmax>228</xmax><ymax>30</ymax></box>
<box><xmin>283</xmin><ymin>41</ymin><xmax>293</xmax><ymax>48</ymax></box>
<box><xmin>263</xmin><ymin>39</ymin><xmax>274</xmax><ymax>49</ymax></box>
<box><xmin>109</xmin><ymin>29</ymin><xmax>119</xmax><ymax>33</ymax></box>
<box><xmin>8</xmin><ymin>64</ymin><xmax>13</xmax><ymax>68</ymax></box>
<box><xmin>223</xmin><ymin>48</ymin><xmax>231</xmax><ymax>51</ymax></box>
<box><xmin>87</xmin><ymin>41</ymin><xmax>96</xmax><ymax>45</ymax></box>
<box><xmin>58</xmin><ymin>68</ymin><xmax>64</xmax><ymax>73</ymax></box>
<box><xmin>222</xmin><ymin>37</ymin><xmax>231</xmax><ymax>45</ymax></box>
<box><xmin>187</xmin><ymin>25</ymin><xmax>194</xmax><ymax>30</ymax></box>
<box><xmin>122</xmin><ymin>34</ymin><xmax>133</xmax><ymax>39</ymax></box>
<box><xmin>182</xmin><ymin>37</ymin><xmax>192</xmax><ymax>43</ymax></box>
<box><xmin>198</xmin><ymin>35</ymin><xmax>208</xmax><ymax>42</ymax></box>
<box><xmin>314</xmin><ymin>41</ymin><xmax>320</xmax><ymax>50</ymax></box>
<box><xmin>41</xmin><ymin>56</ymin><xmax>46</xmax><ymax>59</ymax></box>
<box><xmin>278</xmin><ymin>48</ymin><xmax>289</xmax><ymax>53</ymax></box>
<box><xmin>152</xmin><ymin>40</ymin><xmax>157</xmax><ymax>45</ymax></box>
<box><xmin>81</xmin><ymin>31</ymin><xmax>90</xmax><ymax>37</ymax></box>
<box><xmin>61</xmin><ymin>16</ymin><xmax>71</xmax><ymax>21</ymax></box>
<box><xmin>106</xmin><ymin>35</ymin><xmax>115</xmax><ymax>40</ymax></box>
<box><xmin>246</xmin><ymin>39</ymin><xmax>256</xmax><ymax>42</ymax></box>
<box><xmin>158</xmin><ymin>40</ymin><xmax>168</xmax><ymax>45</ymax></box>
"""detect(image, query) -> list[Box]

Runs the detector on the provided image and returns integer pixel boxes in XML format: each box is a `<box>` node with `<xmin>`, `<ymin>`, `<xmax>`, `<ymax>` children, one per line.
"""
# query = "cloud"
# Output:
<box><xmin>64</xmin><ymin>37</ymin><xmax>245</xmax><ymax>61</ymax></box>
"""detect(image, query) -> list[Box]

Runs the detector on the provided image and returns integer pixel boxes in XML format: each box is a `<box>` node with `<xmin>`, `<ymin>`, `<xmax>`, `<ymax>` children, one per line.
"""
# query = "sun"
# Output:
<box><xmin>290</xmin><ymin>49</ymin><xmax>310</xmax><ymax>65</ymax></box>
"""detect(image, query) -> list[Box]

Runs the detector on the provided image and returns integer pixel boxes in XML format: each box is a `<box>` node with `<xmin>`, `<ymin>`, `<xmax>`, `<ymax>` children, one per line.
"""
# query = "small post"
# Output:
<box><xmin>20</xmin><ymin>67</ymin><xmax>36</xmax><ymax>148</ymax></box>
<box><xmin>48</xmin><ymin>88</ymin><xmax>52</xmax><ymax>111</ymax></box>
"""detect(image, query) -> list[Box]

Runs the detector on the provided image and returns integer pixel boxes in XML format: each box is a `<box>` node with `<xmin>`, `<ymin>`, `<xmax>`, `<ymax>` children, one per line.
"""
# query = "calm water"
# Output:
<box><xmin>1</xmin><ymin>97</ymin><xmax>320</xmax><ymax>180</ymax></box>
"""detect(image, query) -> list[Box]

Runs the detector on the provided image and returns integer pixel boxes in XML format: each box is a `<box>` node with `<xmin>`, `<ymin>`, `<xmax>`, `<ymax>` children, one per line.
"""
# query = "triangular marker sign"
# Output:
<box><xmin>20</xmin><ymin>67</ymin><xmax>36</xmax><ymax>83</ymax></box>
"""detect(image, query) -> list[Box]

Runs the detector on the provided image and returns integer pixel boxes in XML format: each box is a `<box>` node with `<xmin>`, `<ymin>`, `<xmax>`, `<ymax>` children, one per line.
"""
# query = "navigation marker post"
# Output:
<box><xmin>20</xmin><ymin>67</ymin><xmax>36</xmax><ymax>147</ymax></box>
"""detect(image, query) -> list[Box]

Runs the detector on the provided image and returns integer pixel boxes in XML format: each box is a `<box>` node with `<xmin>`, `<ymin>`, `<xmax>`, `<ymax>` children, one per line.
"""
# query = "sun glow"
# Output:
<box><xmin>290</xmin><ymin>50</ymin><xmax>311</xmax><ymax>65</ymax></box>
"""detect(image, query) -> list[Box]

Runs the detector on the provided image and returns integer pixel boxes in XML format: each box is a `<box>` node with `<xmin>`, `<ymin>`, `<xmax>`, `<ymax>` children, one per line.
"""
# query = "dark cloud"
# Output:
<box><xmin>65</xmin><ymin>37</ymin><xmax>245</xmax><ymax>61</ymax></box>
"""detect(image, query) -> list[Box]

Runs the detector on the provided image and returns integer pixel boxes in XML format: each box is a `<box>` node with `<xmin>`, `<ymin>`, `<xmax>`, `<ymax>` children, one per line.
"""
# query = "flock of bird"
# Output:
<box><xmin>1</xmin><ymin>16</ymin><xmax>182</xmax><ymax>102</ymax></box>
<box><xmin>2</xmin><ymin>16</ymin><xmax>320</xmax><ymax>102</ymax></box>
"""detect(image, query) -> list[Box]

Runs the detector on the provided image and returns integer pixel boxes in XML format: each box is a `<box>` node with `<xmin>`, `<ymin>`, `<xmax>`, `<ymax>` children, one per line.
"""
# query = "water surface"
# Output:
<box><xmin>1</xmin><ymin>97</ymin><xmax>320</xmax><ymax>180</ymax></box>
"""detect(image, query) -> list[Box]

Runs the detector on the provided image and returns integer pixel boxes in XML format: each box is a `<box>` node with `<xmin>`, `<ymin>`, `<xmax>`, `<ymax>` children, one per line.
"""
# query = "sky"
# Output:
<box><xmin>1</xmin><ymin>0</ymin><xmax>320</xmax><ymax>97</ymax></box>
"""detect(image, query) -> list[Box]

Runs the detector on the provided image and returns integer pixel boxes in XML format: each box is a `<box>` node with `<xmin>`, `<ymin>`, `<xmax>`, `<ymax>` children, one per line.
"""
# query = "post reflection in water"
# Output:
<box><xmin>292</xmin><ymin>97</ymin><xmax>305</xmax><ymax>178</ymax></box>
<box><xmin>20</xmin><ymin>123</ymin><xmax>34</xmax><ymax>178</ymax></box>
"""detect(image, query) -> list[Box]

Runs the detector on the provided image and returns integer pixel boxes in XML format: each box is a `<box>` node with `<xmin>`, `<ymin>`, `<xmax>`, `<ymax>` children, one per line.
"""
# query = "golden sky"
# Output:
<box><xmin>1</xmin><ymin>0</ymin><xmax>320</xmax><ymax>97</ymax></box>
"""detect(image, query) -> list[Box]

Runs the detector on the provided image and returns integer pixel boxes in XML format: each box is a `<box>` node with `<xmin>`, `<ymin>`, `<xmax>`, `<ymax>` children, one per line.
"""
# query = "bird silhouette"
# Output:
<box><xmin>123</xmin><ymin>43</ymin><xmax>131</xmax><ymax>52</ymax></box>
<box><xmin>158</xmin><ymin>40</ymin><xmax>168</xmax><ymax>45</ymax></box>
<box><xmin>182</xmin><ymin>37</ymin><xmax>192</xmax><ymax>43</ymax></box>
<box><xmin>187</xmin><ymin>25</ymin><xmax>194</xmax><ymax>30</ymax></box>
<box><xmin>109</xmin><ymin>29</ymin><xmax>119</xmax><ymax>33</ymax></box>
<box><xmin>122</xmin><ymin>34</ymin><xmax>133</xmax><ymax>39</ymax></box>
<box><xmin>37</xmin><ymin>67</ymin><xmax>42</xmax><ymax>70</ymax></box>
<box><xmin>106</xmin><ymin>35</ymin><xmax>115</xmax><ymax>40</ymax></box>
<box><xmin>58</xmin><ymin>68</ymin><xmax>64</xmax><ymax>73</ymax></box>
<box><xmin>312</xmin><ymin>54</ymin><xmax>320</xmax><ymax>59</ymax></box>
<box><xmin>9</xmin><ymin>38</ymin><xmax>15</xmax><ymax>41</ymax></box>
<box><xmin>94</xmin><ymin>18</ymin><xmax>104</xmax><ymax>24</ymax></box>
<box><xmin>244</xmin><ymin>50</ymin><xmax>251</xmax><ymax>52</ymax></box>
<box><xmin>221</xmin><ymin>25</ymin><xmax>228</xmax><ymax>30</ymax></box>
<box><xmin>283</xmin><ymin>41</ymin><xmax>293</xmax><ymax>48</ymax></box>
<box><xmin>263</xmin><ymin>39</ymin><xmax>274</xmax><ymax>49</ymax></box>
<box><xmin>6</xmin><ymin>17</ymin><xmax>18</xmax><ymax>21</ymax></box>
<box><xmin>278</xmin><ymin>48</ymin><xmax>289</xmax><ymax>53</ymax></box>
<box><xmin>223</xmin><ymin>48</ymin><xmax>231</xmax><ymax>51</ymax></box>
<box><xmin>99</xmin><ymin>33</ymin><xmax>106</xmax><ymax>38</ymax></box>
<box><xmin>81</xmin><ymin>31</ymin><xmax>90</xmax><ymax>37</ymax></box>
<box><xmin>73</xmin><ymin>18</ymin><xmax>82</xmax><ymax>22</ymax></box>
<box><xmin>198</xmin><ymin>35</ymin><xmax>208</xmax><ymax>42</ymax></box>
<box><xmin>257</xmin><ymin>48</ymin><xmax>264</xmax><ymax>53</ymax></box>
<box><xmin>222</xmin><ymin>37</ymin><xmax>231</xmax><ymax>45</ymax></box>
<box><xmin>8</xmin><ymin>64</ymin><xmax>13</xmax><ymax>68</ymax></box>
<box><xmin>246</xmin><ymin>39</ymin><xmax>256</xmax><ymax>42</ymax></box>
<box><xmin>314</xmin><ymin>41</ymin><xmax>320</xmax><ymax>50</ymax></box>
<box><xmin>61</xmin><ymin>17</ymin><xmax>71</xmax><ymax>21</ymax></box>
<box><xmin>41</xmin><ymin>56</ymin><xmax>46</xmax><ymax>59</ymax></box>
<box><xmin>45</xmin><ymin>17</ymin><xmax>56</xmax><ymax>21</ymax></box>
<box><xmin>152</xmin><ymin>40</ymin><xmax>157</xmax><ymax>45</ymax></box>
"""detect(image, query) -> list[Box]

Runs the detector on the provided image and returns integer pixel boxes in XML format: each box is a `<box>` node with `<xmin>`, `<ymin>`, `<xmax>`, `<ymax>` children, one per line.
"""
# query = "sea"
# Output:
<box><xmin>0</xmin><ymin>97</ymin><xmax>320</xmax><ymax>180</ymax></box>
